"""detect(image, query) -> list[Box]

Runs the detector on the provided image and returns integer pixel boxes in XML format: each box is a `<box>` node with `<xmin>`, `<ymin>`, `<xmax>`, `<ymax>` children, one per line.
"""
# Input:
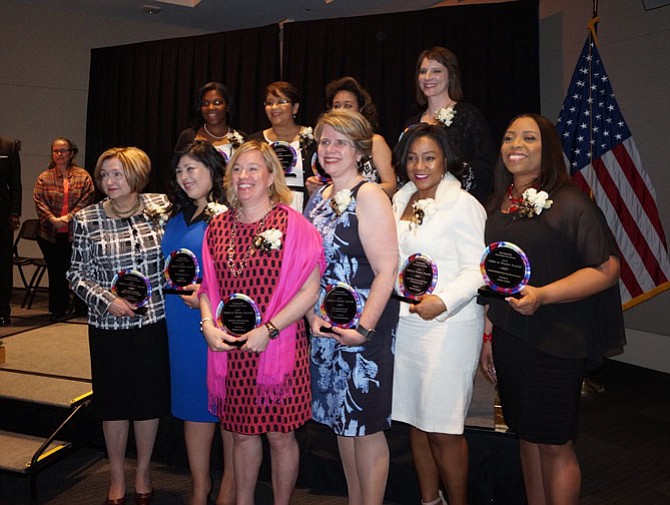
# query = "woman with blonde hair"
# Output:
<box><xmin>199</xmin><ymin>139</ymin><xmax>324</xmax><ymax>505</ymax></box>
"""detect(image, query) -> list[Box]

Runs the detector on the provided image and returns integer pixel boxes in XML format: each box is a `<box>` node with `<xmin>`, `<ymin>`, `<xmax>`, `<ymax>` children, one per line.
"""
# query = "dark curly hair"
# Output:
<box><xmin>189</xmin><ymin>82</ymin><xmax>234</xmax><ymax>130</ymax></box>
<box><xmin>168</xmin><ymin>140</ymin><xmax>227</xmax><ymax>217</ymax></box>
<box><xmin>325</xmin><ymin>76</ymin><xmax>380</xmax><ymax>132</ymax></box>
<box><xmin>393</xmin><ymin>123</ymin><xmax>468</xmax><ymax>186</ymax></box>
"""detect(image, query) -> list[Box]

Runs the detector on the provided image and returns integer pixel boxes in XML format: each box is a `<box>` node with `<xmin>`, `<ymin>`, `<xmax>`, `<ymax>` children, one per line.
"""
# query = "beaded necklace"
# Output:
<box><xmin>226</xmin><ymin>207</ymin><xmax>273</xmax><ymax>277</ymax></box>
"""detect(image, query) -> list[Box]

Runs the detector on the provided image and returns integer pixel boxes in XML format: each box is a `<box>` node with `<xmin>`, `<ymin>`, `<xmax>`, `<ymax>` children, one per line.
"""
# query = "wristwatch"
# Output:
<box><xmin>356</xmin><ymin>324</ymin><xmax>376</xmax><ymax>342</ymax></box>
<box><xmin>265</xmin><ymin>321</ymin><xmax>280</xmax><ymax>340</ymax></box>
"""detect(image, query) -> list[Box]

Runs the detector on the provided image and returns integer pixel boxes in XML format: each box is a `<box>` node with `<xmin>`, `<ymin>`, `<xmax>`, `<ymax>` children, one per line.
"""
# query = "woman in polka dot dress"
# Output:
<box><xmin>198</xmin><ymin>140</ymin><xmax>325</xmax><ymax>505</ymax></box>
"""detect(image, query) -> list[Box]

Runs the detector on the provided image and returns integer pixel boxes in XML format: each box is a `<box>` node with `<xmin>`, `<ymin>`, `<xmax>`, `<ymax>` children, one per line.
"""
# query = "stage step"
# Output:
<box><xmin>0</xmin><ymin>371</ymin><xmax>91</xmax><ymax>407</ymax></box>
<box><xmin>0</xmin><ymin>430</ymin><xmax>71</xmax><ymax>473</ymax></box>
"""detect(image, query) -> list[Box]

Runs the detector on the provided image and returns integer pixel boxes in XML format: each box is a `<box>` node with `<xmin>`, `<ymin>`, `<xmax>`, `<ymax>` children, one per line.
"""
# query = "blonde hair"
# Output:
<box><xmin>94</xmin><ymin>147</ymin><xmax>151</xmax><ymax>193</ymax></box>
<box><xmin>314</xmin><ymin>109</ymin><xmax>373</xmax><ymax>158</ymax></box>
<box><xmin>224</xmin><ymin>140</ymin><xmax>293</xmax><ymax>209</ymax></box>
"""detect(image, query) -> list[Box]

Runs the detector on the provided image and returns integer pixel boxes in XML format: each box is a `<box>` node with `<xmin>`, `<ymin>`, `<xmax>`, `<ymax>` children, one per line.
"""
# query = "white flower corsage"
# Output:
<box><xmin>299</xmin><ymin>127</ymin><xmax>315</xmax><ymax>150</ymax></box>
<box><xmin>435</xmin><ymin>106</ymin><xmax>456</xmax><ymax>127</ymax></box>
<box><xmin>410</xmin><ymin>198</ymin><xmax>437</xmax><ymax>231</ymax></box>
<box><xmin>144</xmin><ymin>204</ymin><xmax>171</xmax><ymax>228</ymax></box>
<box><xmin>510</xmin><ymin>188</ymin><xmax>553</xmax><ymax>219</ymax></box>
<box><xmin>203</xmin><ymin>202</ymin><xmax>228</xmax><ymax>223</ymax></box>
<box><xmin>253</xmin><ymin>229</ymin><xmax>282</xmax><ymax>254</ymax></box>
<box><xmin>330</xmin><ymin>188</ymin><xmax>352</xmax><ymax>217</ymax></box>
<box><xmin>225</xmin><ymin>130</ymin><xmax>245</xmax><ymax>149</ymax></box>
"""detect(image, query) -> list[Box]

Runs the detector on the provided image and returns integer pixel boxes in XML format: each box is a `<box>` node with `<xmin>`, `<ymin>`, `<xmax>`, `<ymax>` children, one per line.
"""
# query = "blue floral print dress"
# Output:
<box><xmin>305</xmin><ymin>181</ymin><xmax>398</xmax><ymax>436</ymax></box>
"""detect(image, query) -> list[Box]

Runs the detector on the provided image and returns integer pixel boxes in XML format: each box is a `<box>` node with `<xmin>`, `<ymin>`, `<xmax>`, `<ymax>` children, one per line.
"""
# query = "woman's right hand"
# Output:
<box><xmin>201</xmin><ymin>321</ymin><xmax>243</xmax><ymax>352</ymax></box>
<box><xmin>305</xmin><ymin>175</ymin><xmax>325</xmax><ymax>195</ymax></box>
<box><xmin>480</xmin><ymin>341</ymin><xmax>497</xmax><ymax>384</ymax></box>
<box><xmin>107</xmin><ymin>296</ymin><xmax>139</xmax><ymax>318</ymax></box>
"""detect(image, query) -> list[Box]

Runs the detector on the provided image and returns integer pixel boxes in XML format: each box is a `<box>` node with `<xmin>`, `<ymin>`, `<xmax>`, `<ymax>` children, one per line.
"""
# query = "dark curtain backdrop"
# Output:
<box><xmin>85</xmin><ymin>0</ymin><xmax>539</xmax><ymax>192</ymax></box>
<box><xmin>85</xmin><ymin>25</ymin><xmax>279</xmax><ymax>192</ymax></box>
<box><xmin>283</xmin><ymin>0</ymin><xmax>540</xmax><ymax>144</ymax></box>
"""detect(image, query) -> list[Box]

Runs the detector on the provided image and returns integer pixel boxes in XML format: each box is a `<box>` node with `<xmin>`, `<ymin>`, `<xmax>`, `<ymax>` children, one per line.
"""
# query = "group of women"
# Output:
<box><xmin>62</xmin><ymin>45</ymin><xmax>624</xmax><ymax>505</ymax></box>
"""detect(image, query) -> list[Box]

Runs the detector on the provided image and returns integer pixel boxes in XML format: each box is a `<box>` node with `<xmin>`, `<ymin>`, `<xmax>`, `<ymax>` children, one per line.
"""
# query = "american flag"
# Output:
<box><xmin>556</xmin><ymin>21</ymin><xmax>670</xmax><ymax>309</ymax></box>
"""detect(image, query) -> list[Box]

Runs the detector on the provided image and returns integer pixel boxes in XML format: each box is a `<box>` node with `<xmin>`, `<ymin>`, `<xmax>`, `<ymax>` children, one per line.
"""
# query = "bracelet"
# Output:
<box><xmin>200</xmin><ymin>317</ymin><xmax>213</xmax><ymax>333</ymax></box>
<box><xmin>483</xmin><ymin>332</ymin><xmax>493</xmax><ymax>343</ymax></box>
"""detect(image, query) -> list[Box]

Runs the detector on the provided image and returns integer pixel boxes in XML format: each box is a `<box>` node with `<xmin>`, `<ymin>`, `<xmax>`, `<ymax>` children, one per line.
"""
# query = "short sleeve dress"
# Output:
<box><xmin>162</xmin><ymin>206</ymin><xmax>218</xmax><ymax>423</ymax></box>
<box><xmin>204</xmin><ymin>206</ymin><xmax>312</xmax><ymax>435</ymax></box>
<box><xmin>305</xmin><ymin>181</ymin><xmax>399</xmax><ymax>436</ymax></box>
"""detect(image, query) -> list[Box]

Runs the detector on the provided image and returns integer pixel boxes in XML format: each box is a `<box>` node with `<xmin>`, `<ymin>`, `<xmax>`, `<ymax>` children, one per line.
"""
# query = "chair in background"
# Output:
<box><xmin>12</xmin><ymin>219</ymin><xmax>48</xmax><ymax>309</ymax></box>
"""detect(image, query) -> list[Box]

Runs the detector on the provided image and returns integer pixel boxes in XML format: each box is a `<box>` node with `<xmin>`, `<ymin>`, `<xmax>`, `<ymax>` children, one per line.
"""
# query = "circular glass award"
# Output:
<box><xmin>311</xmin><ymin>152</ymin><xmax>331</xmax><ymax>183</ymax></box>
<box><xmin>216</xmin><ymin>293</ymin><xmax>262</xmax><ymax>337</ymax></box>
<box><xmin>319</xmin><ymin>282</ymin><xmax>363</xmax><ymax>329</ymax></box>
<box><xmin>163</xmin><ymin>248</ymin><xmax>200</xmax><ymax>294</ymax></box>
<box><xmin>479</xmin><ymin>241</ymin><xmax>531</xmax><ymax>298</ymax></box>
<box><xmin>270</xmin><ymin>141</ymin><xmax>298</xmax><ymax>177</ymax></box>
<box><xmin>111</xmin><ymin>269</ymin><xmax>152</xmax><ymax>309</ymax></box>
<box><xmin>395</xmin><ymin>253</ymin><xmax>438</xmax><ymax>304</ymax></box>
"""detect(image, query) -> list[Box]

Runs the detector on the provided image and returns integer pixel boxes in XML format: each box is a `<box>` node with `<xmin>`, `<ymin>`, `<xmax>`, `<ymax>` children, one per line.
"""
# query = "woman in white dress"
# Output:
<box><xmin>391</xmin><ymin>123</ymin><xmax>486</xmax><ymax>505</ymax></box>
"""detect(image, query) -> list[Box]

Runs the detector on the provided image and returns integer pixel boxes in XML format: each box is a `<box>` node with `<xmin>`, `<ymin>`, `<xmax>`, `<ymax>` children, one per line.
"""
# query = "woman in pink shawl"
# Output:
<box><xmin>199</xmin><ymin>140</ymin><xmax>324</xmax><ymax>505</ymax></box>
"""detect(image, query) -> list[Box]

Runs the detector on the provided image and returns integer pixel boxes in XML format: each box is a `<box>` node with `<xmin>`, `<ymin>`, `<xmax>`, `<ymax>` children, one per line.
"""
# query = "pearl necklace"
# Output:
<box><xmin>110</xmin><ymin>196</ymin><xmax>141</xmax><ymax>218</ymax></box>
<box><xmin>203</xmin><ymin>124</ymin><xmax>230</xmax><ymax>140</ymax></box>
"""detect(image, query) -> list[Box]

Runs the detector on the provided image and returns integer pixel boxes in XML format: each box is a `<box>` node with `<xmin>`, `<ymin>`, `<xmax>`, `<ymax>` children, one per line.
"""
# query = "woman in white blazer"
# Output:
<box><xmin>391</xmin><ymin>124</ymin><xmax>486</xmax><ymax>505</ymax></box>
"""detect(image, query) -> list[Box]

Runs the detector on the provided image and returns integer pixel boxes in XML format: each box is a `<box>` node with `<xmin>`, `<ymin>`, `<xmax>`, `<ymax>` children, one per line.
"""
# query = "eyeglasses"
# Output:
<box><xmin>52</xmin><ymin>149</ymin><xmax>71</xmax><ymax>155</ymax></box>
<box><xmin>263</xmin><ymin>99</ymin><xmax>291</xmax><ymax>107</ymax></box>
<box><xmin>318</xmin><ymin>139</ymin><xmax>354</xmax><ymax>149</ymax></box>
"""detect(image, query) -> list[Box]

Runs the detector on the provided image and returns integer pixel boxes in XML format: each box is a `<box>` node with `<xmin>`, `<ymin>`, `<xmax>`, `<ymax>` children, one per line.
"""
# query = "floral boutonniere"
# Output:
<box><xmin>509</xmin><ymin>187</ymin><xmax>553</xmax><ymax>219</ymax></box>
<box><xmin>145</xmin><ymin>204</ymin><xmax>172</xmax><ymax>228</ymax></box>
<box><xmin>299</xmin><ymin>127</ymin><xmax>315</xmax><ymax>151</ymax></box>
<box><xmin>410</xmin><ymin>198</ymin><xmax>437</xmax><ymax>231</ymax></box>
<box><xmin>253</xmin><ymin>229</ymin><xmax>282</xmax><ymax>254</ymax></box>
<box><xmin>435</xmin><ymin>106</ymin><xmax>456</xmax><ymax>128</ymax></box>
<box><xmin>225</xmin><ymin>130</ymin><xmax>245</xmax><ymax>149</ymax></box>
<box><xmin>330</xmin><ymin>188</ymin><xmax>352</xmax><ymax>217</ymax></box>
<box><xmin>203</xmin><ymin>202</ymin><xmax>228</xmax><ymax>223</ymax></box>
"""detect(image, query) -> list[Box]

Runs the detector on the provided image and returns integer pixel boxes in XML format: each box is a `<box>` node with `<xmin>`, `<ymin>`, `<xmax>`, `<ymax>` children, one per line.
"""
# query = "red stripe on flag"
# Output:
<box><xmin>618</xmin><ymin>248</ymin><xmax>644</xmax><ymax>299</ymax></box>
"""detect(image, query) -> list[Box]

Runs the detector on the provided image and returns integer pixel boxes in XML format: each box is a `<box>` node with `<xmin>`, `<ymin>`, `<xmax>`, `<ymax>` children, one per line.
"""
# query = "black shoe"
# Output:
<box><xmin>50</xmin><ymin>312</ymin><xmax>66</xmax><ymax>322</ymax></box>
<box><xmin>0</xmin><ymin>316</ymin><xmax>10</xmax><ymax>327</ymax></box>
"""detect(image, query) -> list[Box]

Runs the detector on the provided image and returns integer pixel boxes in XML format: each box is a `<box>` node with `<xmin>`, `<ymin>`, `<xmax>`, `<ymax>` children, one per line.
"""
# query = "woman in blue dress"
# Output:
<box><xmin>162</xmin><ymin>140</ymin><xmax>234</xmax><ymax>505</ymax></box>
<box><xmin>305</xmin><ymin>110</ymin><xmax>399</xmax><ymax>505</ymax></box>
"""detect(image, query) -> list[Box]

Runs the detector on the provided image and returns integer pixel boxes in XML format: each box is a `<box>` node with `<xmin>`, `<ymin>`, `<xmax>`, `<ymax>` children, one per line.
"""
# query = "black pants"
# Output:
<box><xmin>0</xmin><ymin>220</ymin><xmax>13</xmax><ymax>317</ymax></box>
<box><xmin>37</xmin><ymin>234</ymin><xmax>73</xmax><ymax>315</ymax></box>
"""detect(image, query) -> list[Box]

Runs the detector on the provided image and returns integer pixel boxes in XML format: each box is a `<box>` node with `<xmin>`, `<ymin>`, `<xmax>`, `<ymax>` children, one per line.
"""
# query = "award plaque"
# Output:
<box><xmin>319</xmin><ymin>282</ymin><xmax>363</xmax><ymax>332</ymax></box>
<box><xmin>216</xmin><ymin>293</ymin><xmax>262</xmax><ymax>341</ymax></box>
<box><xmin>270</xmin><ymin>141</ymin><xmax>298</xmax><ymax>177</ymax></box>
<box><xmin>163</xmin><ymin>248</ymin><xmax>201</xmax><ymax>294</ymax></box>
<box><xmin>478</xmin><ymin>241</ymin><xmax>531</xmax><ymax>299</ymax></box>
<box><xmin>311</xmin><ymin>152</ymin><xmax>331</xmax><ymax>183</ymax></box>
<box><xmin>393</xmin><ymin>253</ymin><xmax>438</xmax><ymax>304</ymax></box>
<box><xmin>111</xmin><ymin>269</ymin><xmax>152</xmax><ymax>314</ymax></box>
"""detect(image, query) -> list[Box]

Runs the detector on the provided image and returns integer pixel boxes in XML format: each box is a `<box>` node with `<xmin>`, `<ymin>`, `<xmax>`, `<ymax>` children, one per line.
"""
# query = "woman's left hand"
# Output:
<box><xmin>328</xmin><ymin>326</ymin><xmax>367</xmax><ymax>347</ymax></box>
<box><xmin>409</xmin><ymin>294</ymin><xmax>446</xmax><ymax>320</ymax></box>
<box><xmin>239</xmin><ymin>325</ymin><xmax>271</xmax><ymax>354</ymax></box>
<box><xmin>178</xmin><ymin>284</ymin><xmax>200</xmax><ymax>309</ymax></box>
<box><xmin>506</xmin><ymin>285</ymin><xmax>544</xmax><ymax>316</ymax></box>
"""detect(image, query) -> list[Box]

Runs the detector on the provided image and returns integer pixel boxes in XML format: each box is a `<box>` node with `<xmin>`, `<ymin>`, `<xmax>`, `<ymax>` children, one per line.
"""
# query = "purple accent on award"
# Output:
<box><xmin>163</xmin><ymin>248</ymin><xmax>201</xmax><ymax>294</ymax></box>
<box><xmin>111</xmin><ymin>269</ymin><xmax>152</xmax><ymax>313</ymax></box>
<box><xmin>393</xmin><ymin>253</ymin><xmax>438</xmax><ymax>304</ymax></box>
<box><xmin>270</xmin><ymin>141</ymin><xmax>298</xmax><ymax>177</ymax></box>
<box><xmin>311</xmin><ymin>152</ymin><xmax>331</xmax><ymax>183</ymax></box>
<box><xmin>478</xmin><ymin>241</ymin><xmax>531</xmax><ymax>300</ymax></box>
<box><xmin>319</xmin><ymin>282</ymin><xmax>363</xmax><ymax>332</ymax></box>
<box><xmin>216</xmin><ymin>293</ymin><xmax>262</xmax><ymax>342</ymax></box>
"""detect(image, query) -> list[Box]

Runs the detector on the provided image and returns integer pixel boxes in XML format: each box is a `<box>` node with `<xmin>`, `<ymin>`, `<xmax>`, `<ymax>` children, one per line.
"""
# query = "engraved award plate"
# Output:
<box><xmin>270</xmin><ymin>141</ymin><xmax>298</xmax><ymax>177</ymax></box>
<box><xmin>319</xmin><ymin>282</ymin><xmax>363</xmax><ymax>332</ymax></box>
<box><xmin>111</xmin><ymin>269</ymin><xmax>152</xmax><ymax>314</ymax></box>
<box><xmin>393</xmin><ymin>253</ymin><xmax>438</xmax><ymax>304</ymax></box>
<box><xmin>163</xmin><ymin>248</ymin><xmax>200</xmax><ymax>294</ymax></box>
<box><xmin>478</xmin><ymin>241</ymin><xmax>531</xmax><ymax>300</ymax></box>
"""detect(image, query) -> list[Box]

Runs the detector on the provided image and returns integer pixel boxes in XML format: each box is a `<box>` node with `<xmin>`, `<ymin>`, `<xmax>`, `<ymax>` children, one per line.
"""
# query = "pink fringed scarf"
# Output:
<box><xmin>200</xmin><ymin>204</ymin><xmax>325</xmax><ymax>410</ymax></box>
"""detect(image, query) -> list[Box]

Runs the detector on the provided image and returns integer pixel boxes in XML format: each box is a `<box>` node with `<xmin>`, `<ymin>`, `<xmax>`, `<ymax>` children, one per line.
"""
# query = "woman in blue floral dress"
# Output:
<box><xmin>305</xmin><ymin>110</ymin><xmax>399</xmax><ymax>505</ymax></box>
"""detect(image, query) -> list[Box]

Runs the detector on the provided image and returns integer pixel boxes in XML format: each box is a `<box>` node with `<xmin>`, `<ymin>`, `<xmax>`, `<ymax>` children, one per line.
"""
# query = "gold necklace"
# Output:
<box><xmin>110</xmin><ymin>197</ymin><xmax>141</xmax><ymax>218</ymax></box>
<box><xmin>226</xmin><ymin>207</ymin><xmax>273</xmax><ymax>277</ymax></box>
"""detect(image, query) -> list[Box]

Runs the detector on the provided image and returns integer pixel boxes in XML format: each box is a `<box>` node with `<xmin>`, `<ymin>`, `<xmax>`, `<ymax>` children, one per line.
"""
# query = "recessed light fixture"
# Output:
<box><xmin>141</xmin><ymin>5</ymin><xmax>162</xmax><ymax>14</ymax></box>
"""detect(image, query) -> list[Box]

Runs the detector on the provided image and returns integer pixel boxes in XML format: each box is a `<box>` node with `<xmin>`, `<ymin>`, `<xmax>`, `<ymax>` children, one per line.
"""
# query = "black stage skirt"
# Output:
<box><xmin>88</xmin><ymin>320</ymin><xmax>170</xmax><ymax>420</ymax></box>
<box><xmin>493</xmin><ymin>327</ymin><xmax>585</xmax><ymax>445</ymax></box>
